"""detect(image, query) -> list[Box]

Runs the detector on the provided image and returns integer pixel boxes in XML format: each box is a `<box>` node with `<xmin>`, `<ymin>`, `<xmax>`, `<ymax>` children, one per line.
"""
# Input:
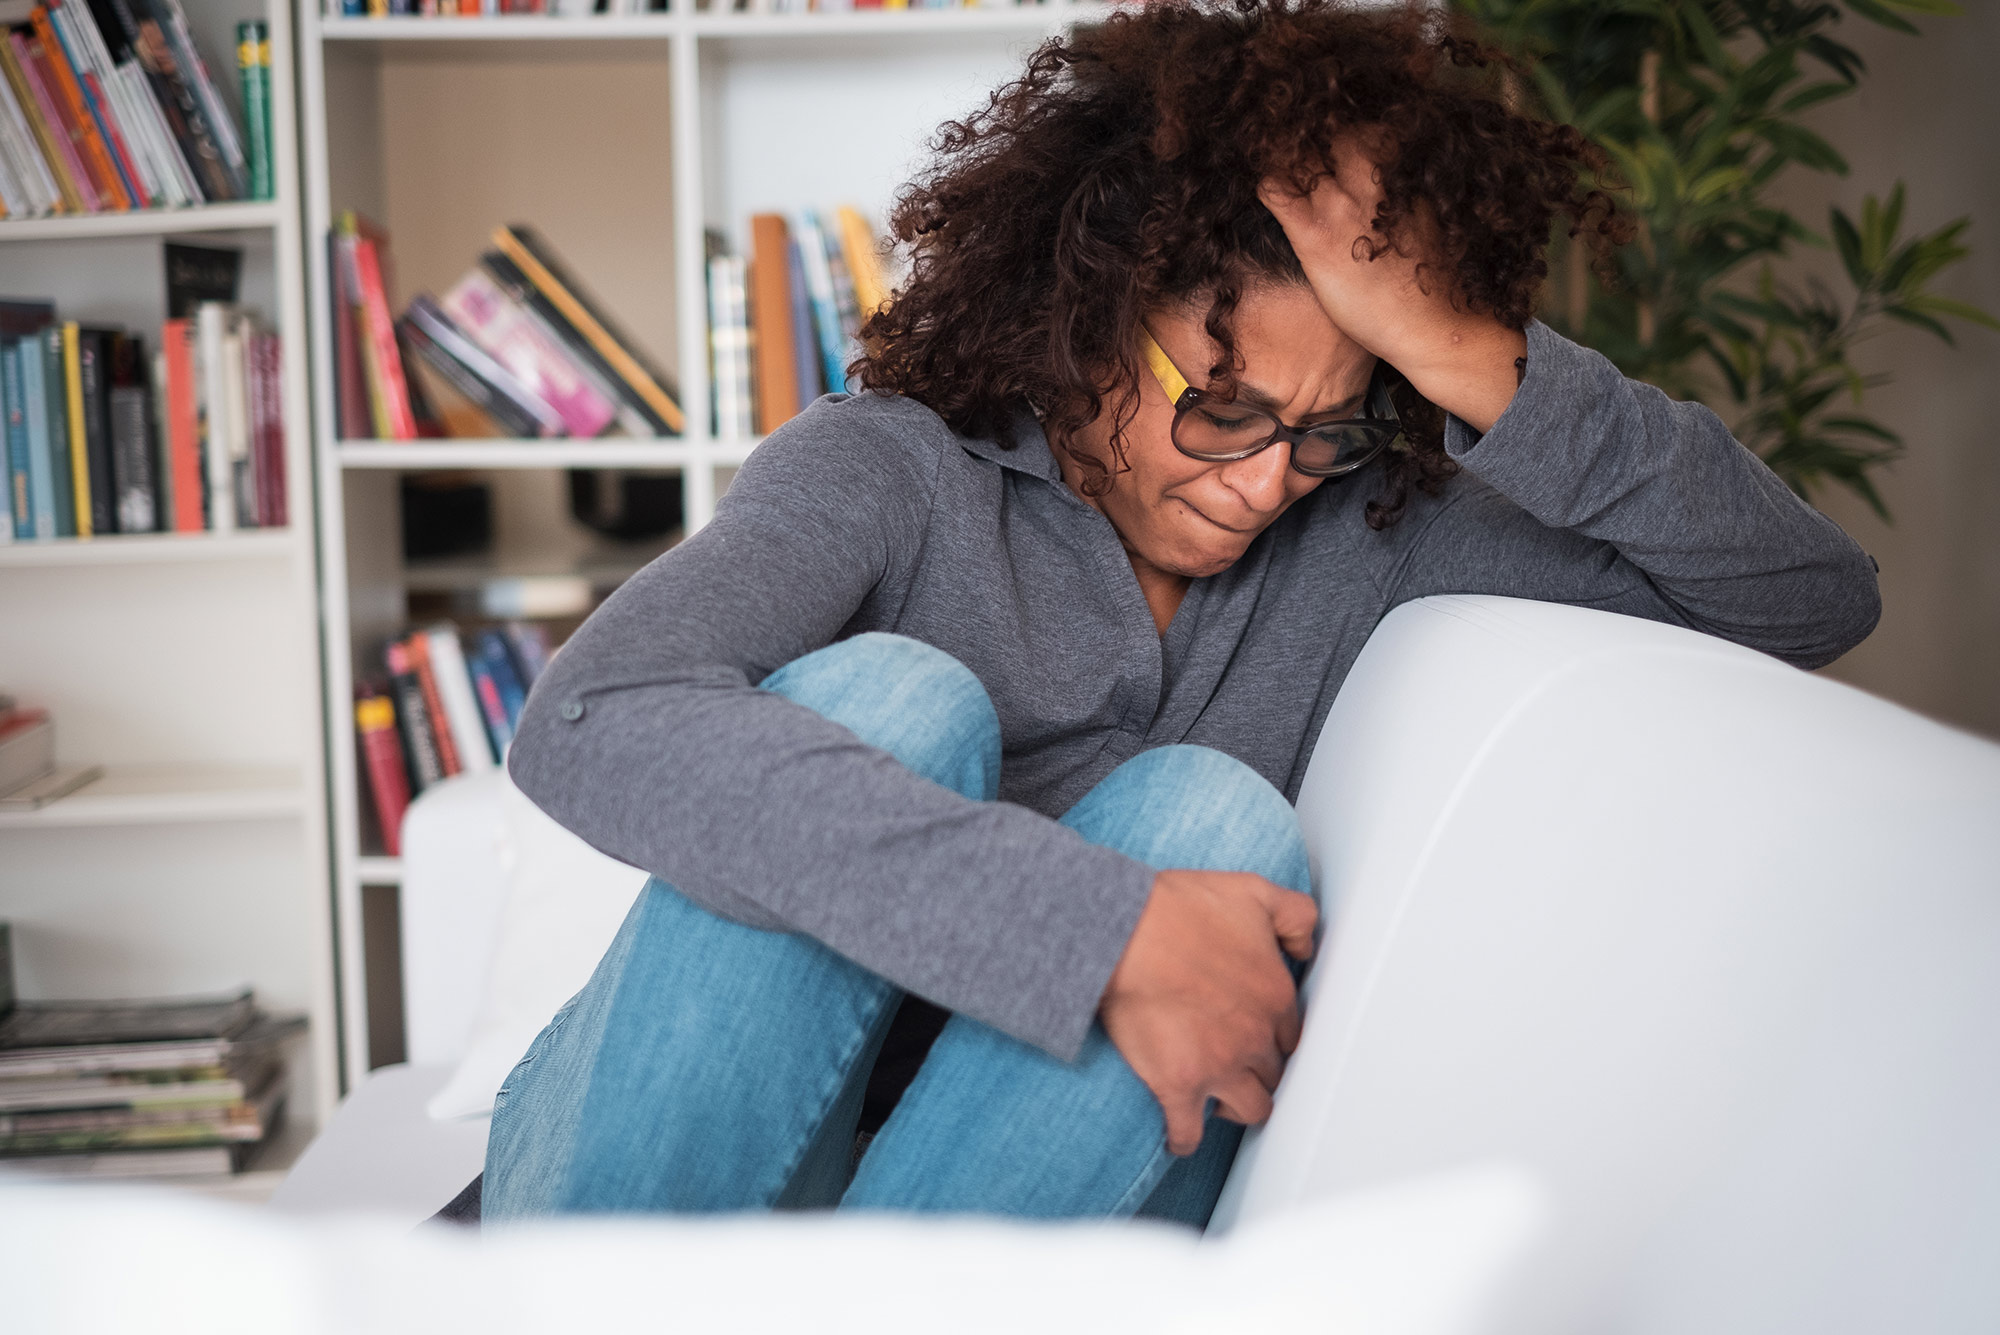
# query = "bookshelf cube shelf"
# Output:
<box><xmin>0</xmin><ymin>0</ymin><xmax>338</xmax><ymax>1175</ymax></box>
<box><xmin>301</xmin><ymin>0</ymin><xmax>1107</xmax><ymax>1087</ymax></box>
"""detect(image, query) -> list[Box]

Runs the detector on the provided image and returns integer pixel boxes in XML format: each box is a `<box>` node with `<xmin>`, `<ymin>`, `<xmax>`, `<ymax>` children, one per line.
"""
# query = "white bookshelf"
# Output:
<box><xmin>0</xmin><ymin>0</ymin><xmax>340</xmax><ymax>1147</ymax></box>
<box><xmin>299</xmin><ymin>0</ymin><xmax>1101</xmax><ymax>1087</ymax></box>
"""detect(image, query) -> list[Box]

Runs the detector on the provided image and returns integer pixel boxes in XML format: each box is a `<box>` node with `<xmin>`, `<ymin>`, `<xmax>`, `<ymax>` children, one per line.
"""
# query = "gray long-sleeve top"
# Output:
<box><xmin>506</xmin><ymin>320</ymin><xmax>1880</xmax><ymax>1063</ymax></box>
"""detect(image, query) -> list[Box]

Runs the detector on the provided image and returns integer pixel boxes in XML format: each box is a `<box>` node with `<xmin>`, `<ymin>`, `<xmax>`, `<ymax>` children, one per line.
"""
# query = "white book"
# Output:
<box><xmin>196</xmin><ymin>302</ymin><xmax>234</xmax><ymax>535</ymax></box>
<box><xmin>101</xmin><ymin>63</ymin><xmax>170</xmax><ymax>206</ymax></box>
<box><xmin>0</xmin><ymin>72</ymin><xmax>49</xmax><ymax>216</ymax></box>
<box><xmin>119</xmin><ymin>62</ymin><xmax>201</xmax><ymax>207</ymax></box>
<box><xmin>707</xmin><ymin>255</ymin><xmax>754</xmax><ymax>440</ymax></box>
<box><xmin>423</xmin><ymin>624</ymin><xmax>497</xmax><ymax>775</ymax></box>
<box><xmin>219</xmin><ymin>318</ymin><xmax>252</xmax><ymax>529</ymax></box>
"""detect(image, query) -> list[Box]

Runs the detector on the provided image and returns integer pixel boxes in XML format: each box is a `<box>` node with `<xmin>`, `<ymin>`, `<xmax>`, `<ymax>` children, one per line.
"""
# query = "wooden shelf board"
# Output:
<box><xmin>337</xmin><ymin>439</ymin><xmax>756</xmax><ymax>469</ymax></box>
<box><xmin>0</xmin><ymin>530</ymin><xmax>300</xmax><ymax>568</ymax></box>
<box><xmin>0</xmin><ymin>201</ymin><xmax>283</xmax><ymax>242</ymax></box>
<box><xmin>0</xmin><ymin>764</ymin><xmax>305</xmax><ymax>830</ymax></box>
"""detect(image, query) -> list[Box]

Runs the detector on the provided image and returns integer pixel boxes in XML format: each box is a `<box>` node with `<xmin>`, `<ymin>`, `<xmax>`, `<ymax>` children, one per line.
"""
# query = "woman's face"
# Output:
<box><xmin>1057</xmin><ymin>281</ymin><xmax>1379</xmax><ymax>580</ymax></box>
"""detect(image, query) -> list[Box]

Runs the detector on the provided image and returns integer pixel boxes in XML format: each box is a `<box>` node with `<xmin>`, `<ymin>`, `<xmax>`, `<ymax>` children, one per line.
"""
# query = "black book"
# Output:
<box><xmin>163</xmin><ymin>243</ymin><xmax>240</xmax><ymax>319</ymax></box>
<box><xmin>75</xmin><ymin>327</ymin><xmax>117</xmax><ymax>536</ymax></box>
<box><xmin>479</xmin><ymin>248</ymin><xmax>675</xmax><ymax>436</ymax></box>
<box><xmin>107</xmin><ymin>0</ymin><xmax>240</xmax><ymax>201</ymax></box>
<box><xmin>107</xmin><ymin>333</ymin><xmax>157</xmax><ymax>534</ymax></box>
<box><xmin>384</xmin><ymin>639</ymin><xmax>445</xmax><ymax>793</ymax></box>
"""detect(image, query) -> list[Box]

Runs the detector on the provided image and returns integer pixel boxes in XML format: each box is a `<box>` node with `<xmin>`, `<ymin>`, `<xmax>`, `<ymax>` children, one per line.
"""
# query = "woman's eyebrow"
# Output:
<box><xmin>1235</xmin><ymin>381</ymin><xmax>1365</xmax><ymax>418</ymax></box>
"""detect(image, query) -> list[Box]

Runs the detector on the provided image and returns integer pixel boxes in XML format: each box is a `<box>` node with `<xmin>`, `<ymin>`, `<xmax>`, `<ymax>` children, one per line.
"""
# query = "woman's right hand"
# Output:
<box><xmin>1098</xmin><ymin>869</ymin><xmax>1318</xmax><ymax>1155</ymax></box>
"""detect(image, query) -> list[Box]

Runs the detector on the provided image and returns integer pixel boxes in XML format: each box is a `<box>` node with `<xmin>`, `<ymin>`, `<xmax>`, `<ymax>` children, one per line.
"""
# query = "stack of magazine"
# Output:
<box><xmin>0</xmin><ymin>979</ymin><xmax>303</xmax><ymax>1179</ymax></box>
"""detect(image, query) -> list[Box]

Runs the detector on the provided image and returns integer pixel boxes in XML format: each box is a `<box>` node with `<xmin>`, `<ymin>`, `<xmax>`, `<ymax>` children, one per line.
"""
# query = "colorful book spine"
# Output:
<box><xmin>439</xmin><ymin>271</ymin><xmax>615</xmax><ymax>438</ymax></box>
<box><xmin>74</xmin><ymin>325</ymin><xmax>114</xmax><ymax>534</ymax></box>
<box><xmin>384</xmin><ymin>639</ymin><xmax>445</xmax><ymax>793</ymax></box>
<box><xmin>791</xmin><ymin>211</ymin><xmax>850</xmax><ymax>394</ymax></box>
<box><xmin>20</xmin><ymin>335</ymin><xmax>58</xmax><ymax>540</ymax></box>
<box><xmin>46</xmin><ymin>0</ymin><xmax>148</xmax><ymax>207</ymax></box>
<box><xmin>61</xmin><ymin>321</ymin><xmax>90</xmax><ymax>536</ymax></box>
<box><xmin>12</xmin><ymin>29</ymin><xmax>101</xmax><ymax>213</ymax></box>
<box><xmin>233</xmin><ymin>20</ymin><xmax>268</xmax><ymax>202</ymax></box>
<box><xmin>400</xmin><ymin>631</ymin><xmax>461</xmax><ymax>778</ymax></box>
<box><xmin>28</xmin><ymin>6</ymin><xmax>129</xmax><ymax>210</ymax></box>
<box><xmin>2</xmin><ymin>340</ymin><xmax>23</xmax><ymax>542</ymax></box>
<box><xmin>0</xmin><ymin>37</ymin><xmax>76</xmax><ymax>214</ymax></box>
<box><xmin>786</xmin><ymin>236</ymin><xmax>822</xmax><ymax>410</ymax></box>
<box><xmin>707</xmin><ymin>252</ymin><xmax>753</xmax><ymax>440</ymax></box>
<box><xmin>421</xmin><ymin>624</ymin><xmax>495</xmax><ymax>774</ymax></box>
<box><xmin>465</xmin><ymin>650</ymin><xmax>512</xmax><ymax>759</ymax></box>
<box><xmin>354</xmin><ymin>690</ymin><xmax>411</xmax><ymax>857</ymax></box>
<box><xmin>159</xmin><ymin>316</ymin><xmax>202</xmax><ymax>531</ymax></box>
<box><xmin>748</xmin><ymin>213</ymin><xmax>801</xmax><ymax>434</ymax></box>
<box><xmin>349</xmin><ymin>231</ymin><xmax>416</xmax><ymax>440</ymax></box>
<box><xmin>194</xmin><ymin>302</ymin><xmax>232</xmax><ymax>532</ymax></box>
<box><xmin>251</xmin><ymin>329</ymin><xmax>283</xmax><ymax>527</ymax></box>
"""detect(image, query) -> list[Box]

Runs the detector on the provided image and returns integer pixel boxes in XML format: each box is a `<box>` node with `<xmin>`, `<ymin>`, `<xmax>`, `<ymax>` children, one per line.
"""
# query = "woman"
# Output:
<box><xmin>463</xmin><ymin>0</ymin><xmax>1879</xmax><ymax>1228</ymax></box>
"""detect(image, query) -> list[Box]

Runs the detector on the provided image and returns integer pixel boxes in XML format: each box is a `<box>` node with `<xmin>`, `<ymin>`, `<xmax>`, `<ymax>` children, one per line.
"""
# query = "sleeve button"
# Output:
<box><xmin>559</xmin><ymin>700</ymin><xmax>586</xmax><ymax>722</ymax></box>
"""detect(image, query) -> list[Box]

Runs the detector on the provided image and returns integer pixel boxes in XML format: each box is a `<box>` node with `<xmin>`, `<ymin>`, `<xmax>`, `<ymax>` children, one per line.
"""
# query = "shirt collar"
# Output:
<box><xmin>956</xmin><ymin>402</ymin><xmax>1065</xmax><ymax>485</ymax></box>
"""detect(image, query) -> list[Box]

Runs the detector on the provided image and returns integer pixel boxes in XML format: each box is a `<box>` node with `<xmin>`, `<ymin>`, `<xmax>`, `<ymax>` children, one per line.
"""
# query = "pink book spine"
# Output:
<box><xmin>441</xmin><ymin>273</ymin><xmax>617</xmax><ymax>439</ymax></box>
<box><xmin>11</xmin><ymin>32</ymin><xmax>100</xmax><ymax>212</ymax></box>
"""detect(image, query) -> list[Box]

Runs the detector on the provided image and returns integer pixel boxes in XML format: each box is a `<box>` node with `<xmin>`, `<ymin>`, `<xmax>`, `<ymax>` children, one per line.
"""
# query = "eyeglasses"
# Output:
<box><xmin>1139</xmin><ymin>325</ymin><xmax>1400</xmax><ymax>478</ymax></box>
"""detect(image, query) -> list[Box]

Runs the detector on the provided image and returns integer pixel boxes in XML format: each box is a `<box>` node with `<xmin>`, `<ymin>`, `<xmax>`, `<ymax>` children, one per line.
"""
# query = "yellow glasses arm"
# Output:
<box><xmin>1138</xmin><ymin>325</ymin><xmax>1191</xmax><ymax>404</ymax></box>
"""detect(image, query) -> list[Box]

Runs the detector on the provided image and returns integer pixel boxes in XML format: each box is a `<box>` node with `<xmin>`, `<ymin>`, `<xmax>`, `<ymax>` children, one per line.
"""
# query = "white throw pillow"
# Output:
<box><xmin>424</xmin><ymin>776</ymin><xmax>648</xmax><ymax>1121</ymax></box>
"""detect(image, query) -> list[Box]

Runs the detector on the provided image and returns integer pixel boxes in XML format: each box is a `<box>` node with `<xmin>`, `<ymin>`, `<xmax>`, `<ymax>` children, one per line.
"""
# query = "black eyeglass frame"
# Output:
<box><xmin>1165</xmin><ymin>371</ymin><xmax>1402</xmax><ymax>479</ymax></box>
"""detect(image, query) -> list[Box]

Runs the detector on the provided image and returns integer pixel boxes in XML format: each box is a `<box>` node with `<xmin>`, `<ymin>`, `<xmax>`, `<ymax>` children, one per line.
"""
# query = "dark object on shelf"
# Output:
<box><xmin>163</xmin><ymin>244</ymin><xmax>241</xmax><ymax>320</ymax></box>
<box><xmin>568</xmin><ymin>469</ymin><xmax>682</xmax><ymax>542</ymax></box>
<box><xmin>0</xmin><ymin>987</ymin><xmax>254</xmax><ymax>1050</ymax></box>
<box><xmin>0</xmin><ymin>922</ymin><xmax>14</xmax><ymax>1018</ymax></box>
<box><xmin>401</xmin><ymin>475</ymin><xmax>491</xmax><ymax>561</ymax></box>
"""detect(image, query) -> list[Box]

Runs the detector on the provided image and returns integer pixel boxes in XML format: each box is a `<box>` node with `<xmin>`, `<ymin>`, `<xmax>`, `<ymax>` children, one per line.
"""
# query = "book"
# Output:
<box><xmin>8</xmin><ymin>26</ymin><xmax>99</xmax><ymax>212</ymax></box>
<box><xmin>0</xmin><ymin>1011</ymin><xmax>303</xmax><ymax>1079</ymax></box>
<box><xmin>163</xmin><ymin>243</ymin><xmax>239</xmax><ymax>318</ymax></box>
<box><xmin>0</xmin><ymin>42</ymin><xmax>57</xmax><ymax>216</ymax></box>
<box><xmin>384</xmin><ymin>638</ymin><xmax>445</xmax><ymax>793</ymax></box>
<box><xmin>37</xmin><ymin>324</ymin><xmax>73</xmax><ymax>537</ymax></box>
<box><xmin>249</xmin><ymin>327</ymin><xmax>283</xmax><ymax>526</ymax></box>
<box><xmin>17</xmin><ymin>334</ymin><xmax>56</xmax><ymax>539</ymax></box>
<box><xmin>329</xmin><ymin>232</ymin><xmax>370</xmax><ymax>440</ymax></box>
<box><xmin>106</xmin><ymin>0</ymin><xmax>235</xmax><ymax>203</ymax></box>
<box><xmin>354</xmin><ymin>688</ymin><xmax>411</xmax><ymax>857</ymax></box>
<box><xmin>138</xmin><ymin>0</ymin><xmax>245</xmax><ymax>198</ymax></box>
<box><xmin>399</xmin><ymin>631</ymin><xmax>461</xmax><ymax>777</ymax></box>
<box><xmin>0</xmin><ymin>1142</ymin><xmax>237</xmax><ymax>1176</ymax></box>
<box><xmin>490</xmin><ymin>223</ymin><xmax>684</xmax><ymax>434</ymax></box>
<box><xmin>439</xmin><ymin>269</ymin><xmax>615</xmax><ymax>438</ymax></box>
<box><xmin>3</xmin><ymin>338</ymin><xmax>27</xmax><ymax>540</ymax></box>
<box><xmin>748</xmin><ymin>213</ymin><xmax>802</xmax><ymax>433</ymax></box>
<box><xmin>423</xmin><ymin>623</ymin><xmax>496</xmax><ymax>774</ymax></box>
<box><xmin>45</xmin><ymin>0</ymin><xmax>148</xmax><ymax>208</ymax></box>
<box><xmin>399</xmin><ymin>296</ymin><xmax>563</xmax><ymax>439</ymax></box>
<box><xmin>159</xmin><ymin>316</ymin><xmax>201</xmax><ymax>531</ymax></box>
<box><xmin>791</xmin><ymin>210</ymin><xmax>852</xmax><ymax>394</ymax></box>
<box><xmin>786</xmin><ymin>234</ymin><xmax>822</xmax><ymax>410</ymax></box>
<box><xmin>836</xmin><ymin>205</ymin><xmax>887</xmax><ymax>325</ymax></box>
<box><xmin>473</xmin><ymin>247</ymin><xmax>651</xmax><ymax>437</ymax></box>
<box><xmin>501</xmin><ymin>620</ymin><xmax>552</xmax><ymax>686</ymax></box>
<box><xmin>28</xmin><ymin>4</ymin><xmax>127</xmax><ymax>209</ymax></box>
<box><xmin>341</xmin><ymin>214</ymin><xmax>416</xmax><ymax>440</ymax></box>
<box><xmin>707</xmin><ymin>251</ymin><xmax>753</xmax><ymax>440</ymax></box>
<box><xmin>0</xmin><ymin>32</ymin><xmax>81</xmax><ymax>214</ymax></box>
<box><xmin>59</xmin><ymin>321</ymin><xmax>89</xmax><ymax>534</ymax></box>
<box><xmin>193</xmin><ymin>301</ymin><xmax>232</xmax><ymax>531</ymax></box>
<box><xmin>106</xmin><ymin>331</ymin><xmax>155</xmax><ymax>533</ymax></box>
<box><xmin>233</xmin><ymin>19</ymin><xmax>267</xmax><ymax>200</ymax></box>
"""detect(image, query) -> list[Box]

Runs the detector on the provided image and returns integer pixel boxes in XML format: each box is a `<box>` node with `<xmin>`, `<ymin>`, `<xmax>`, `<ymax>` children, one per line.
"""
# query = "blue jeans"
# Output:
<box><xmin>483</xmin><ymin>632</ymin><xmax>1312</xmax><ymax>1228</ymax></box>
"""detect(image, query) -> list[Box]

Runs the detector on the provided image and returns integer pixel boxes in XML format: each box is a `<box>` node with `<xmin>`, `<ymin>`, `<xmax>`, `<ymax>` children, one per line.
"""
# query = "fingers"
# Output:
<box><xmin>1275</xmin><ymin>995</ymin><xmax>1304</xmax><ymax>1058</ymax></box>
<box><xmin>1160</xmin><ymin>1091</ymin><xmax>1207</xmax><ymax>1158</ymax></box>
<box><xmin>1211</xmin><ymin>1073</ymin><xmax>1276</xmax><ymax>1128</ymax></box>
<box><xmin>1266</xmin><ymin>886</ymin><xmax>1319</xmax><ymax>961</ymax></box>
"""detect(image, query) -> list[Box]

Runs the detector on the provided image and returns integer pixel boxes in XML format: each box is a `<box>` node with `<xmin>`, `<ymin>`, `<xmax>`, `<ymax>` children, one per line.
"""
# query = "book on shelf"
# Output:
<box><xmin>327</xmin><ymin>0</ymin><xmax>674</xmax><ymax>17</ymax></box>
<box><xmin>716</xmin><ymin>205</ymin><xmax>886</xmax><ymax>438</ymax></box>
<box><xmin>707</xmin><ymin>243</ymin><xmax>752</xmax><ymax>442</ymax></box>
<box><xmin>1</xmin><ymin>281</ymin><xmax>285</xmax><ymax>543</ymax></box>
<box><xmin>0</xmin><ymin>0</ymin><xmax>265</xmax><ymax>220</ymax></box>
<box><xmin>330</xmin><ymin>216</ymin><xmax>684</xmax><ymax>443</ymax></box>
<box><xmin>355</xmin><ymin>620</ymin><xmax>552</xmax><ymax>855</ymax></box>
<box><xmin>0</xmin><ymin>972</ymin><xmax>303</xmax><ymax>1178</ymax></box>
<box><xmin>0</xmin><ymin>692</ymin><xmax>103</xmax><ymax>809</ymax></box>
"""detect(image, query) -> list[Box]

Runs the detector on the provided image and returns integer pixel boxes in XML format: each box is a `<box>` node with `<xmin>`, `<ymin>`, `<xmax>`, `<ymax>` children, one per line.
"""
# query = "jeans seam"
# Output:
<box><xmin>494</xmin><ymin>997</ymin><xmax>580</xmax><ymax>1106</ymax></box>
<box><xmin>759</xmin><ymin>985</ymin><xmax>896</xmax><ymax>1204</ymax></box>
<box><xmin>1107</xmin><ymin>1139</ymin><xmax>1178</xmax><ymax>1217</ymax></box>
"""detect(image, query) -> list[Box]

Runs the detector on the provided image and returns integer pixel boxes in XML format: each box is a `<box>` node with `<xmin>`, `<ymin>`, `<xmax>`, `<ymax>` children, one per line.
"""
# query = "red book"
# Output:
<box><xmin>400</xmin><ymin>632</ymin><xmax>461</xmax><ymax>777</ymax></box>
<box><xmin>351</xmin><ymin>234</ymin><xmax>417</xmax><ymax>440</ymax></box>
<box><xmin>160</xmin><ymin>319</ymin><xmax>203</xmax><ymax>532</ymax></box>
<box><xmin>355</xmin><ymin>690</ymin><xmax>411</xmax><ymax>858</ymax></box>
<box><xmin>9</xmin><ymin>30</ymin><xmax>97</xmax><ymax>212</ymax></box>
<box><xmin>252</xmin><ymin>331</ymin><xmax>286</xmax><ymax>527</ymax></box>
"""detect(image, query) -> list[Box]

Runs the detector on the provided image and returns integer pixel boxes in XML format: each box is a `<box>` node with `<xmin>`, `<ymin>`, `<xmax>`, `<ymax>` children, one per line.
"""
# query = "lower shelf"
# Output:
<box><xmin>0</xmin><ymin>764</ymin><xmax>305</xmax><ymax>830</ymax></box>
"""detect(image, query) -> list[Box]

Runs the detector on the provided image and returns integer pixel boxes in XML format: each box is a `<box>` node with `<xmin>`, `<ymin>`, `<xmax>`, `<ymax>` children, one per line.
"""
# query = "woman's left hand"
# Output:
<box><xmin>1258</xmin><ymin>136</ymin><xmax>1527</xmax><ymax>434</ymax></box>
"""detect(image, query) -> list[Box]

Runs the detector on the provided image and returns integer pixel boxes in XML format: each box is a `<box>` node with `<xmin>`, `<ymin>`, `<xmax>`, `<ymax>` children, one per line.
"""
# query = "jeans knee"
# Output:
<box><xmin>760</xmin><ymin>633</ymin><xmax>1001</xmax><ymax>800</ymax></box>
<box><xmin>1066</xmin><ymin>745</ymin><xmax>1312</xmax><ymax>897</ymax></box>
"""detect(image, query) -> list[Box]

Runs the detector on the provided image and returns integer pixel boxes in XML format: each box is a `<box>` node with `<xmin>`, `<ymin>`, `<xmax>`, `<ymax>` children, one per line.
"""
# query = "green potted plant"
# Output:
<box><xmin>1452</xmin><ymin>0</ymin><xmax>1997</xmax><ymax>517</ymax></box>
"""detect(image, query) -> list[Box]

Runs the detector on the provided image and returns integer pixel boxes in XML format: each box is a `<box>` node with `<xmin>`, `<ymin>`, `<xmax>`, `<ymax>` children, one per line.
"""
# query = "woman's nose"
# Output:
<box><xmin>1217</xmin><ymin>440</ymin><xmax>1295</xmax><ymax>514</ymax></box>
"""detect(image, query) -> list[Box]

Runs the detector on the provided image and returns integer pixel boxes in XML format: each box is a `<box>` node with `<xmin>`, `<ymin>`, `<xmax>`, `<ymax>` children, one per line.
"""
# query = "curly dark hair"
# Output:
<box><xmin>854</xmin><ymin>0</ymin><xmax>1629</xmax><ymax>528</ymax></box>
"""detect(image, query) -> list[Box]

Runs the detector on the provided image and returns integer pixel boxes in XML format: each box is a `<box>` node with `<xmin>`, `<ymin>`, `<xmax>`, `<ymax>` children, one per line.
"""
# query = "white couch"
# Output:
<box><xmin>270</xmin><ymin>595</ymin><xmax>2000</xmax><ymax>1334</ymax></box>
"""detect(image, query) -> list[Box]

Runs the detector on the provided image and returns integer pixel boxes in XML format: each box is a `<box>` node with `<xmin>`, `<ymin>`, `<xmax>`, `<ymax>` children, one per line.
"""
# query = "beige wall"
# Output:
<box><xmin>1778</xmin><ymin>7</ymin><xmax>2000</xmax><ymax>739</ymax></box>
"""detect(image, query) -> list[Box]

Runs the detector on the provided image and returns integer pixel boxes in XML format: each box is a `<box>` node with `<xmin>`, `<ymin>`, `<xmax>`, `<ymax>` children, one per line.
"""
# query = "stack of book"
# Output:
<box><xmin>1</xmin><ymin>287</ymin><xmax>286</xmax><ymax>544</ymax></box>
<box><xmin>0</xmin><ymin>964</ymin><xmax>304</xmax><ymax>1180</ymax></box>
<box><xmin>0</xmin><ymin>0</ymin><xmax>272</xmax><ymax>220</ymax></box>
<box><xmin>708</xmin><ymin>206</ymin><xmax>884</xmax><ymax>440</ymax></box>
<box><xmin>330</xmin><ymin>214</ymin><xmax>684</xmax><ymax>443</ymax></box>
<box><xmin>354</xmin><ymin>619</ymin><xmax>552</xmax><ymax>854</ymax></box>
<box><xmin>0</xmin><ymin>689</ymin><xmax>101</xmax><ymax>809</ymax></box>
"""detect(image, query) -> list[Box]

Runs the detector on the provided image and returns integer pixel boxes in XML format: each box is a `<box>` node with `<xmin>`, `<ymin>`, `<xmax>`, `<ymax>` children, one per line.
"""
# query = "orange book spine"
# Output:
<box><xmin>400</xmin><ymin>633</ymin><xmax>462</xmax><ymax>777</ymax></box>
<box><xmin>161</xmin><ymin>318</ymin><xmax>203</xmax><ymax>532</ymax></box>
<box><xmin>749</xmin><ymin>213</ymin><xmax>802</xmax><ymax>434</ymax></box>
<box><xmin>352</xmin><ymin>235</ymin><xmax>417</xmax><ymax>440</ymax></box>
<box><xmin>28</xmin><ymin>7</ymin><xmax>128</xmax><ymax>211</ymax></box>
